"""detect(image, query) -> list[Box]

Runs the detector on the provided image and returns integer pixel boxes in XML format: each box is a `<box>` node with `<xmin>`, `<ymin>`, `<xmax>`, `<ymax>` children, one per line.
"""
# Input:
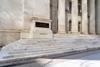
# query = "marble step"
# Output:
<box><xmin>1</xmin><ymin>36</ymin><xmax>100</xmax><ymax>59</ymax></box>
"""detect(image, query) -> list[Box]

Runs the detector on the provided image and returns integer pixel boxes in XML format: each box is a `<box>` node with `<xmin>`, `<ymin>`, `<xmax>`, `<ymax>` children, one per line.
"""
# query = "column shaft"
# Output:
<box><xmin>89</xmin><ymin>0</ymin><xmax>96</xmax><ymax>34</ymax></box>
<box><xmin>82</xmin><ymin>0</ymin><xmax>88</xmax><ymax>34</ymax></box>
<box><xmin>58</xmin><ymin>0</ymin><xmax>66</xmax><ymax>34</ymax></box>
<box><xmin>71</xmin><ymin>0</ymin><xmax>78</xmax><ymax>33</ymax></box>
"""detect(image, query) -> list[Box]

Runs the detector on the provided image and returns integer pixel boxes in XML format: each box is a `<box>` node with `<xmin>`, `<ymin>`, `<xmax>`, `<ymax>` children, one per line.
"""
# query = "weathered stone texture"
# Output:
<box><xmin>88</xmin><ymin>0</ymin><xmax>96</xmax><ymax>34</ymax></box>
<box><xmin>0</xmin><ymin>32</ymin><xmax>20</xmax><ymax>46</ymax></box>
<box><xmin>0</xmin><ymin>0</ymin><xmax>24</xmax><ymax>29</ymax></box>
<box><xmin>1</xmin><ymin>36</ymin><xmax>100</xmax><ymax>59</ymax></box>
<box><xmin>0</xmin><ymin>0</ymin><xmax>24</xmax><ymax>45</ymax></box>
<box><xmin>82</xmin><ymin>0</ymin><xmax>88</xmax><ymax>34</ymax></box>
<box><xmin>71</xmin><ymin>0</ymin><xmax>78</xmax><ymax>33</ymax></box>
<box><xmin>58</xmin><ymin>0</ymin><xmax>66</xmax><ymax>34</ymax></box>
<box><xmin>1</xmin><ymin>0</ymin><xmax>100</xmax><ymax>46</ymax></box>
<box><xmin>0</xmin><ymin>0</ymin><xmax>51</xmax><ymax>45</ymax></box>
<box><xmin>24</xmin><ymin>0</ymin><xmax>50</xmax><ymax>29</ymax></box>
<box><xmin>24</xmin><ymin>0</ymin><xmax>50</xmax><ymax>18</ymax></box>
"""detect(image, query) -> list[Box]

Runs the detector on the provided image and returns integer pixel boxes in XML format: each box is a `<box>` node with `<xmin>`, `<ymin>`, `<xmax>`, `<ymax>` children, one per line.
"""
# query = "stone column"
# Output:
<box><xmin>82</xmin><ymin>0</ymin><xmax>88</xmax><ymax>34</ymax></box>
<box><xmin>58</xmin><ymin>0</ymin><xmax>66</xmax><ymax>34</ymax></box>
<box><xmin>71</xmin><ymin>0</ymin><xmax>78</xmax><ymax>33</ymax></box>
<box><xmin>89</xmin><ymin>0</ymin><xmax>96</xmax><ymax>34</ymax></box>
<box><xmin>96</xmin><ymin>0</ymin><xmax>100</xmax><ymax>34</ymax></box>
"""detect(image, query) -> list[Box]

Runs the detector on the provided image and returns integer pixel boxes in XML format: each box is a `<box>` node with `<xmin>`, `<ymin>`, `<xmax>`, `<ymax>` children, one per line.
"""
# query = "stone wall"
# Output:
<box><xmin>0</xmin><ymin>0</ymin><xmax>24</xmax><ymax>46</ymax></box>
<box><xmin>24</xmin><ymin>0</ymin><xmax>50</xmax><ymax>29</ymax></box>
<box><xmin>0</xmin><ymin>31</ymin><xmax>20</xmax><ymax>46</ymax></box>
<box><xmin>0</xmin><ymin>0</ymin><xmax>50</xmax><ymax>46</ymax></box>
<box><xmin>0</xmin><ymin>0</ymin><xmax>24</xmax><ymax>29</ymax></box>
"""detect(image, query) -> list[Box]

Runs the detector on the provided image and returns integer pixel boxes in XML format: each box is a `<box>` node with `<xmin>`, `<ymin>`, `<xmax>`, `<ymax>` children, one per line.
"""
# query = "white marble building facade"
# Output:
<box><xmin>51</xmin><ymin>0</ymin><xmax>96</xmax><ymax>35</ymax></box>
<box><xmin>0</xmin><ymin>0</ymin><xmax>100</xmax><ymax>46</ymax></box>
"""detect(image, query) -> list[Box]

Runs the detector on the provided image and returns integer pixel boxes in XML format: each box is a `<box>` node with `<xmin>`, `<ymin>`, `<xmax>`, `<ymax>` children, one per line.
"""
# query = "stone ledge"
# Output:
<box><xmin>0</xmin><ymin>29</ymin><xmax>21</xmax><ymax>33</ymax></box>
<box><xmin>32</xmin><ymin>17</ymin><xmax>52</xmax><ymax>22</ymax></box>
<box><xmin>0</xmin><ymin>29</ymin><xmax>29</xmax><ymax>33</ymax></box>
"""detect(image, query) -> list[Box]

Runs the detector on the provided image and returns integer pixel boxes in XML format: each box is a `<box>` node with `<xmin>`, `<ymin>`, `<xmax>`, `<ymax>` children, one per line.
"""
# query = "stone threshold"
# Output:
<box><xmin>0</xmin><ymin>47</ymin><xmax>100</xmax><ymax>67</ymax></box>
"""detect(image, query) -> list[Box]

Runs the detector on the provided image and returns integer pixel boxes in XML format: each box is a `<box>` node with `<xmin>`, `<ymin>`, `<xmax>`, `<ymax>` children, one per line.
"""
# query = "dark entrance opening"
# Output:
<box><xmin>69</xmin><ymin>0</ymin><xmax>72</xmax><ymax>13</ymax></box>
<box><xmin>35</xmin><ymin>22</ymin><xmax>49</xmax><ymax>28</ymax></box>
<box><xmin>78</xmin><ymin>21</ymin><xmax>81</xmax><ymax>32</ymax></box>
<box><xmin>69</xmin><ymin>20</ymin><xmax>72</xmax><ymax>31</ymax></box>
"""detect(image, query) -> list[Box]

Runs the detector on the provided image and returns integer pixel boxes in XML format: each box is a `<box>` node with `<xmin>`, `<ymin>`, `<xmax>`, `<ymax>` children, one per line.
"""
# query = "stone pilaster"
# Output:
<box><xmin>71</xmin><ymin>0</ymin><xmax>78</xmax><ymax>33</ymax></box>
<box><xmin>58</xmin><ymin>0</ymin><xmax>66</xmax><ymax>34</ymax></box>
<box><xmin>89</xmin><ymin>0</ymin><xmax>96</xmax><ymax>34</ymax></box>
<box><xmin>82</xmin><ymin>0</ymin><xmax>88</xmax><ymax>34</ymax></box>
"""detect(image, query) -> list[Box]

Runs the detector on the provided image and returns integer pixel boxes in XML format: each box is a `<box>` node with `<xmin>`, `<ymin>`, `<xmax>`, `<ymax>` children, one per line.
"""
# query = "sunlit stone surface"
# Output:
<box><xmin>24</xmin><ymin>0</ymin><xmax>50</xmax><ymax>19</ymax></box>
<box><xmin>0</xmin><ymin>0</ymin><xmax>24</xmax><ymax>45</ymax></box>
<box><xmin>0</xmin><ymin>0</ymin><xmax>24</xmax><ymax>29</ymax></box>
<box><xmin>0</xmin><ymin>0</ymin><xmax>50</xmax><ymax>45</ymax></box>
<box><xmin>0</xmin><ymin>0</ymin><xmax>100</xmax><ymax>67</ymax></box>
<box><xmin>0</xmin><ymin>36</ymin><xmax>100</xmax><ymax>60</ymax></box>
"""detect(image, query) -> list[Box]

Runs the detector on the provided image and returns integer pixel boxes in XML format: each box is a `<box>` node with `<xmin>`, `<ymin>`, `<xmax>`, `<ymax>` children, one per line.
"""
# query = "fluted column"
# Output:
<box><xmin>71</xmin><ymin>0</ymin><xmax>78</xmax><ymax>33</ymax></box>
<box><xmin>82</xmin><ymin>0</ymin><xmax>88</xmax><ymax>34</ymax></box>
<box><xmin>58</xmin><ymin>0</ymin><xmax>66</xmax><ymax>34</ymax></box>
<box><xmin>89</xmin><ymin>0</ymin><xmax>96</xmax><ymax>34</ymax></box>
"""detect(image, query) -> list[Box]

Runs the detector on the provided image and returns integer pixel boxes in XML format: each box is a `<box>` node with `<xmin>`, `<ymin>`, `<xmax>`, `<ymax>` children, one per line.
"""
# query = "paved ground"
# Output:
<box><xmin>12</xmin><ymin>50</ymin><xmax>100</xmax><ymax>67</ymax></box>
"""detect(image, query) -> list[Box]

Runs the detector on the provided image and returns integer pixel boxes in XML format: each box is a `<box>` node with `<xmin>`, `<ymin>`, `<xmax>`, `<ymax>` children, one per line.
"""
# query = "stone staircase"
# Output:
<box><xmin>0</xmin><ymin>35</ymin><xmax>100</xmax><ymax>60</ymax></box>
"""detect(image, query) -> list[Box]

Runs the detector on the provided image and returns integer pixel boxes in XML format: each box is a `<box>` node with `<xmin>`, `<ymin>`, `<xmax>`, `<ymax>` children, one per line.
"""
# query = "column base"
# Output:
<box><xmin>68</xmin><ymin>31</ymin><xmax>82</xmax><ymax>35</ymax></box>
<box><xmin>89</xmin><ymin>33</ymin><xmax>96</xmax><ymax>35</ymax></box>
<box><xmin>81</xmin><ymin>32</ymin><xmax>89</xmax><ymax>35</ymax></box>
<box><xmin>54</xmin><ymin>33</ymin><xmax>67</xmax><ymax>38</ymax></box>
<box><xmin>54</xmin><ymin>33</ymin><xmax>81</xmax><ymax>38</ymax></box>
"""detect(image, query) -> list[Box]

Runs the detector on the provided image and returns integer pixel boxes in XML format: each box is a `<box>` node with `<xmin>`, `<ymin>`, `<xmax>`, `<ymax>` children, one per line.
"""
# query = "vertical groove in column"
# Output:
<box><xmin>71</xmin><ymin>0</ymin><xmax>78</xmax><ymax>33</ymax></box>
<box><xmin>82</xmin><ymin>0</ymin><xmax>88</xmax><ymax>34</ymax></box>
<box><xmin>50</xmin><ymin>0</ymin><xmax>58</xmax><ymax>34</ymax></box>
<box><xmin>65</xmin><ymin>0</ymin><xmax>69</xmax><ymax>33</ymax></box>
